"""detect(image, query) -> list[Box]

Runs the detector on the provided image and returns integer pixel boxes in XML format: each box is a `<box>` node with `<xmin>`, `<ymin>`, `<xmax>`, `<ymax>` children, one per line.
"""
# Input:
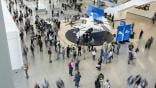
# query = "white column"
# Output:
<box><xmin>0</xmin><ymin>0</ymin><xmax>15</xmax><ymax>88</ymax></box>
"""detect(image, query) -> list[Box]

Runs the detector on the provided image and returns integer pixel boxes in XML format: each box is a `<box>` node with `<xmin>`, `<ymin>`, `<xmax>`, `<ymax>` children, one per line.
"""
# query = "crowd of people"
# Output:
<box><xmin>127</xmin><ymin>75</ymin><xmax>148</xmax><ymax>88</ymax></box>
<box><xmin>6</xmin><ymin>0</ymin><xmax>155</xmax><ymax>88</ymax></box>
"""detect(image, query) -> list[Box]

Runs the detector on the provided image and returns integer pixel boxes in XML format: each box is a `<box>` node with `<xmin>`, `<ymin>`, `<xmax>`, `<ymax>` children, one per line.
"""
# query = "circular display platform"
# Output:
<box><xmin>65</xmin><ymin>28</ymin><xmax>114</xmax><ymax>46</ymax></box>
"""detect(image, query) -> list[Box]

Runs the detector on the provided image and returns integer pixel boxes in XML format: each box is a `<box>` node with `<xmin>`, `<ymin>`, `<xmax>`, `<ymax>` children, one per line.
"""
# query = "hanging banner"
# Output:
<box><xmin>87</xmin><ymin>5</ymin><xmax>104</xmax><ymax>20</ymax></box>
<box><xmin>116</xmin><ymin>26</ymin><xmax>124</xmax><ymax>43</ymax></box>
<box><xmin>123</xmin><ymin>24</ymin><xmax>132</xmax><ymax>41</ymax></box>
<box><xmin>116</xmin><ymin>21</ymin><xmax>132</xmax><ymax>43</ymax></box>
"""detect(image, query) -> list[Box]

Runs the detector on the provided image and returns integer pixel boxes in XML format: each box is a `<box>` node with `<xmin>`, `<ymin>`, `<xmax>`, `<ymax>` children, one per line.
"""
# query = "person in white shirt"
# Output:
<box><xmin>91</xmin><ymin>49</ymin><xmax>96</xmax><ymax>60</ymax></box>
<box><xmin>40</xmin><ymin>78</ymin><xmax>49</xmax><ymax>88</ymax></box>
<box><xmin>108</xmin><ymin>50</ymin><xmax>113</xmax><ymax>63</ymax></box>
<box><xmin>103</xmin><ymin>79</ymin><xmax>111</xmax><ymax>88</ymax></box>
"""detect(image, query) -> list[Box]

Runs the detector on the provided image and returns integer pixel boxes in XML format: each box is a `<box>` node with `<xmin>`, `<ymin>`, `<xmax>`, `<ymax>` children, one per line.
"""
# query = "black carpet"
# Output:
<box><xmin>65</xmin><ymin>29</ymin><xmax>114</xmax><ymax>46</ymax></box>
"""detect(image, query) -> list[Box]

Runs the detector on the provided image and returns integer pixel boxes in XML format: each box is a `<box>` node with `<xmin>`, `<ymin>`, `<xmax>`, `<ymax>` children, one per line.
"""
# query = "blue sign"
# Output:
<box><xmin>116</xmin><ymin>26</ymin><xmax>124</xmax><ymax>42</ymax></box>
<box><xmin>87</xmin><ymin>5</ymin><xmax>93</xmax><ymax>16</ymax></box>
<box><xmin>123</xmin><ymin>24</ymin><xmax>132</xmax><ymax>41</ymax></box>
<box><xmin>116</xmin><ymin>22</ymin><xmax>132</xmax><ymax>42</ymax></box>
<box><xmin>87</xmin><ymin>5</ymin><xmax>104</xmax><ymax>20</ymax></box>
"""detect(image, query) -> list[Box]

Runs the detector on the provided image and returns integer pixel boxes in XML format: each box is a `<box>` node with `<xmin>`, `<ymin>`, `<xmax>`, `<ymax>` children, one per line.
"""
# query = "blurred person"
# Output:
<box><xmin>48</xmin><ymin>48</ymin><xmax>52</xmax><ymax>63</ymax></box>
<box><xmin>95</xmin><ymin>78</ymin><xmax>101</xmax><ymax>88</ymax></box>
<box><xmin>56</xmin><ymin>79</ymin><xmax>65</xmax><ymax>88</ymax></box>
<box><xmin>34</xmin><ymin>83</ymin><xmax>40</xmax><ymax>88</ymax></box>
<box><xmin>74</xmin><ymin>71</ymin><xmax>81</xmax><ymax>88</ymax></box>
<box><xmin>24</xmin><ymin>64</ymin><xmax>29</xmax><ymax>79</ymax></box>
<box><xmin>103</xmin><ymin>79</ymin><xmax>111</xmax><ymax>88</ymax></box>
<box><xmin>40</xmin><ymin>79</ymin><xmax>50</xmax><ymax>88</ymax></box>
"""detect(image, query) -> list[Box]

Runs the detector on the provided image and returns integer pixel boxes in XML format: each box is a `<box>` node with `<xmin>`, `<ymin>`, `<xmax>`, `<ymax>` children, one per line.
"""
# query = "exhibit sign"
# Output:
<box><xmin>116</xmin><ymin>21</ymin><xmax>132</xmax><ymax>43</ymax></box>
<box><xmin>87</xmin><ymin>5</ymin><xmax>104</xmax><ymax>20</ymax></box>
<box><xmin>123</xmin><ymin>24</ymin><xmax>132</xmax><ymax>41</ymax></box>
<box><xmin>116</xmin><ymin>26</ymin><xmax>125</xmax><ymax>43</ymax></box>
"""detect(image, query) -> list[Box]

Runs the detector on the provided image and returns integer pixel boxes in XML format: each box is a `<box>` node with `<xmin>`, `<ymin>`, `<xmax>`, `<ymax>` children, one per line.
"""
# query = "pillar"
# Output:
<box><xmin>0</xmin><ymin>0</ymin><xmax>15</xmax><ymax>88</ymax></box>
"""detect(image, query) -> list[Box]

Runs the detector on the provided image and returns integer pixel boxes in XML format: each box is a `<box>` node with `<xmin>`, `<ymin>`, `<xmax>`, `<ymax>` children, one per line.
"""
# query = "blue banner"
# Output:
<box><xmin>87</xmin><ymin>5</ymin><xmax>104</xmax><ymax>20</ymax></box>
<box><xmin>123</xmin><ymin>24</ymin><xmax>132</xmax><ymax>41</ymax></box>
<box><xmin>116</xmin><ymin>26</ymin><xmax>124</xmax><ymax>42</ymax></box>
<box><xmin>116</xmin><ymin>22</ymin><xmax>132</xmax><ymax>42</ymax></box>
<box><xmin>87</xmin><ymin>5</ymin><xmax>93</xmax><ymax>16</ymax></box>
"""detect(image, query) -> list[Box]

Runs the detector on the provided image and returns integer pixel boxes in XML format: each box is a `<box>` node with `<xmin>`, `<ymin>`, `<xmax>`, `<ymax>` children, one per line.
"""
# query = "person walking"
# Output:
<box><xmin>62</xmin><ymin>47</ymin><xmax>65</xmax><ymax>59</ymax></box>
<box><xmin>95</xmin><ymin>78</ymin><xmax>101</xmax><ymax>88</ymax></box>
<box><xmin>116</xmin><ymin>43</ymin><xmax>120</xmax><ymax>55</ymax></box>
<box><xmin>23</xmin><ymin>45</ymin><xmax>28</xmax><ymax>60</ymax></box>
<box><xmin>40</xmin><ymin>79</ymin><xmax>50</xmax><ymax>88</ymax></box>
<box><xmin>30</xmin><ymin>43</ymin><xmax>35</xmax><ymax>56</ymax></box>
<box><xmin>38</xmin><ymin>39</ymin><xmax>43</xmax><ymax>52</ymax></box>
<box><xmin>148</xmin><ymin>37</ymin><xmax>154</xmax><ymax>49</ymax></box>
<box><xmin>96</xmin><ymin>58</ymin><xmax>102</xmax><ymax>71</ymax></box>
<box><xmin>44</xmin><ymin>35</ymin><xmax>48</xmax><ymax>47</ymax></box>
<box><xmin>20</xmin><ymin>31</ymin><xmax>24</xmax><ymax>42</ymax></box>
<box><xmin>73</xmin><ymin>50</ymin><xmax>77</xmax><ymax>60</ymax></box>
<box><xmin>66</xmin><ymin>45</ymin><xmax>70</xmax><ymax>58</ymax></box>
<box><xmin>108</xmin><ymin>50</ymin><xmax>113</xmax><ymax>63</ymax></box>
<box><xmin>103</xmin><ymin>50</ymin><xmax>108</xmax><ymax>64</ymax></box>
<box><xmin>68</xmin><ymin>60</ymin><xmax>74</xmax><ymax>76</ymax></box>
<box><xmin>82</xmin><ymin>46</ymin><xmax>87</xmax><ymax>59</ymax></box>
<box><xmin>145</xmin><ymin>36</ymin><xmax>154</xmax><ymax>49</ymax></box>
<box><xmin>139</xmin><ymin>30</ymin><xmax>144</xmax><ymax>39</ymax></box>
<box><xmin>48</xmin><ymin>48</ymin><xmax>52</xmax><ymax>63</ymax></box>
<box><xmin>24</xmin><ymin>64</ymin><xmax>29</xmax><ymax>79</ymax></box>
<box><xmin>78</xmin><ymin>45</ymin><xmax>81</xmax><ymax>56</ymax></box>
<box><xmin>34</xmin><ymin>83</ymin><xmax>40</xmax><ymax>88</ymax></box>
<box><xmin>91</xmin><ymin>49</ymin><xmax>96</xmax><ymax>60</ymax></box>
<box><xmin>127</xmin><ymin>75</ymin><xmax>134</xmax><ymax>88</ymax></box>
<box><xmin>56</xmin><ymin>79</ymin><xmax>65</xmax><ymax>88</ymax></box>
<box><xmin>103</xmin><ymin>79</ymin><xmax>111</xmax><ymax>88</ymax></box>
<box><xmin>74</xmin><ymin>71</ymin><xmax>81</xmax><ymax>88</ymax></box>
<box><xmin>75</xmin><ymin>59</ymin><xmax>80</xmax><ymax>71</ymax></box>
<box><xmin>152</xmin><ymin>16</ymin><xmax>155</xmax><ymax>24</ymax></box>
<box><xmin>128</xmin><ymin>51</ymin><xmax>134</xmax><ymax>64</ymax></box>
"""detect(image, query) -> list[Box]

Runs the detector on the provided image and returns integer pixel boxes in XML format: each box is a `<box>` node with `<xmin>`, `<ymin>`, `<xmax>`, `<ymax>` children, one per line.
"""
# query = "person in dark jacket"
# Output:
<box><xmin>139</xmin><ymin>30</ymin><xmax>144</xmax><ymax>39</ymax></box>
<box><xmin>38</xmin><ymin>39</ymin><xmax>43</xmax><ymax>52</ymax></box>
<box><xmin>95</xmin><ymin>78</ymin><xmax>101</xmax><ymax>88</ymax></box>
<box><xmin>74</xmin><ymin>71</ymin><xmax>81</xmax><ymax>88</ymax></box>
<box><xmin>34</xmin><ymin>83</ymin><xmax>40</xmax><ymax>88</ymax></box>
<box><xmin>48</xmin><ymin>48</ymin><xmax>52</xmax><ymax>63</ymax></box>
<box><xmin>66</xmin><ymin>45</ymin><xmax>70</xmax><ymax>58</ymax></box>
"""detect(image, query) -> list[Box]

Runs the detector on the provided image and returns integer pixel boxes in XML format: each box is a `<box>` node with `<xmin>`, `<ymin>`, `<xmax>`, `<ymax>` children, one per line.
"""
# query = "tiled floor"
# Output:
<box><xmin>10</xmin><ymin>0</ymin><xmax>156</xmax><ymax>88</ymax></box>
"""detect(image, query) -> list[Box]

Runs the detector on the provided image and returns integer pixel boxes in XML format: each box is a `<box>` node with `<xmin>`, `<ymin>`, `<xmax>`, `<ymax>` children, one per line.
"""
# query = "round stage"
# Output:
<box><xmin>65</xmin><ymin>28</ymin><xmax>114</xmax><ymax>46</ymax></box>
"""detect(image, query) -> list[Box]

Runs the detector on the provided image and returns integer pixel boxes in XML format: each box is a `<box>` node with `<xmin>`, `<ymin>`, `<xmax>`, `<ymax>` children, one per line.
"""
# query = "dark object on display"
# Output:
<box><xmin>66</xmin><ymin>29</ymin><xmax>114</xmax><ymax>46</ymax></box>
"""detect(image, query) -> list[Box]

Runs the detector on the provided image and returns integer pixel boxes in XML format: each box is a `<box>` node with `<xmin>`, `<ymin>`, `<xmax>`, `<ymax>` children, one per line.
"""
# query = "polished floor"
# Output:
<box><xmin>10</xmin><ymin>0</ymin><xmax>156</xmax><ymax>88</ymax></box>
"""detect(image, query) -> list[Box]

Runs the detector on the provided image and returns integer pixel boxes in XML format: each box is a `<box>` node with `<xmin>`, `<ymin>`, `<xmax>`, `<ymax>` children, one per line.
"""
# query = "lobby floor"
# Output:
<box><xmin>10</xmin><ymin>0</ymin><xmax>156</xmax><ymax>88</ymax></box>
